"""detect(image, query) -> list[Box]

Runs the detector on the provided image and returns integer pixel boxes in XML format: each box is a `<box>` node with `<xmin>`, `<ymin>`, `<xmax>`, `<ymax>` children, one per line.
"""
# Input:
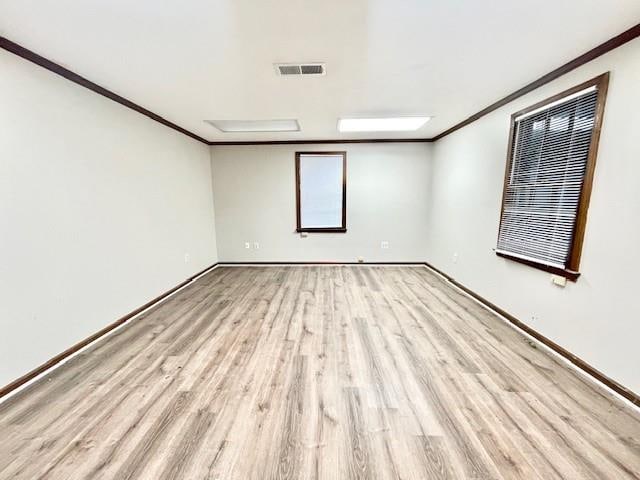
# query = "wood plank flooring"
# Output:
<box><xmin>0</xmin><ymin>266</ymin><xmax>639</xmax><ymax>479</ymax></box>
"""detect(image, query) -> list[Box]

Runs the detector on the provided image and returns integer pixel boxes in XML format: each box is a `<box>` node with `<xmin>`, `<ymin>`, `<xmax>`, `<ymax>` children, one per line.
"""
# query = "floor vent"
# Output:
<box><xmin>275</xmin><ymin>63</ymin><xmax>325</xmax><ymax>76</ymax></box>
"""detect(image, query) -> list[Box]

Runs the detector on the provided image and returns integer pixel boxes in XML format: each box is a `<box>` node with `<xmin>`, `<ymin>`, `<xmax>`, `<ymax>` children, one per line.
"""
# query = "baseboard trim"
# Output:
<box><xmin>219</xmin><ymin>261</ymin><xmax>425</xmax><ymax>265</ymax></box>
<box><xmin>423</xmin><ymin>261</ymin><xmax>640</xmax><ymax>408</ymax></box>
<box><xmin>5</xmin><ymin>261</ymin><xmax>636</xmax><ymax>408</ymax></box>
<box><xmin>0</xmin><ymin>262</ymin><xmax>219</xmax><ymax>400</ymax></box>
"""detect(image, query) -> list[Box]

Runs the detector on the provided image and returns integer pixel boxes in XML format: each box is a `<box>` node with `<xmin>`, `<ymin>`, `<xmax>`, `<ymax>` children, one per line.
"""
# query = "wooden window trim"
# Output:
<box><xmin>295</xmin><ymin>151</ymin><xmax>347</xmax><ymax>233</ymax></box>
<box><xmin>496</xmin><ymin>72</ymin><xmax>610</xmax><ymax>281</ymax></box>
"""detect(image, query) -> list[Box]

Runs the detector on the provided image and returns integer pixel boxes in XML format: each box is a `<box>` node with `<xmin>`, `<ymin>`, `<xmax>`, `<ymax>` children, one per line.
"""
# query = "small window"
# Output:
<box><xmin>295</xmin><ymin>152</ymin><xmax>347</xmax><ymax>232</ymax></box>
<box><xmin>496</xmin><ymin>73</ymin><xmax>609</xmax><ymax>281</ymax></box>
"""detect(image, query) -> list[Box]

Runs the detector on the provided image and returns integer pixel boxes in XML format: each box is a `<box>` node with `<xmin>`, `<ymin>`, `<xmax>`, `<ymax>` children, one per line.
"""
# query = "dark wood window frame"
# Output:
<box><xmin>295</xmin><ymin>151</ymin><xmax>347</xmax><ymax>233</ymax></box>
<box><xmin>496</xmin><ymin>72</ymin><xmax>610</xmax><ymax>282</ymax></box>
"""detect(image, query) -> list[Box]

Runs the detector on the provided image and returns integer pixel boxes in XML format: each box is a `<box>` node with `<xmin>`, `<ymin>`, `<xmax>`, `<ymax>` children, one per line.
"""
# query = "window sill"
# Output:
<box><xmin>495</xmin><ymin>251</ymin><xmax>580</xmax><ymax>282</ymax></box>
<box><xmin>297</xmin><ymin>227</ymin><xmax>347</xmax><ymax>233</ymax></box>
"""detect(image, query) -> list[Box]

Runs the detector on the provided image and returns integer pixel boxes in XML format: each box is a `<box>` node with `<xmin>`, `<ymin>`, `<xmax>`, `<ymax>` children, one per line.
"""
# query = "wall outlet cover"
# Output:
<box><xmin>551</xmin><ymin>274</ymin><xmax>567</xmax><ymax>287</ymax></box>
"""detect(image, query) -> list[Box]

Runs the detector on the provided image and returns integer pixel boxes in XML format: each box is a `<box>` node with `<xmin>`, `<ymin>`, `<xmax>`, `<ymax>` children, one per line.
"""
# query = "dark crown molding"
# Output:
<box><xmin>431</xmin><ymin>22</ymin><xmax>640</xmax><ymax>141</ymax></box>
<box><xmin>0</xmin><ymin>37</ymin><xmax>210</xmax><ymax>145</ymax></box>
<box><xmin>2</xmin><ymin>23</ymin><xmax>640</xmax><ymax>145</ymax></box>
<box><xmin>208</xmin><ymin>138</ymin><xmax>432</xmax><ymax>145</ymax></box>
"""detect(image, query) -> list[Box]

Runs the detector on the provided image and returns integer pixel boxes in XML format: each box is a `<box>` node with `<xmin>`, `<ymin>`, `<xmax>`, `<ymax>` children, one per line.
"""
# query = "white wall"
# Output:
<box><xmin>211</xmin><ymin>143</ymin><xmax>431</xmax><ymax>262</ymax></box>
<box><xmin>0</xmin><ymin>50</ymin><xmax>218</xmax><ymax>388</ymax></box>
<box><xmin>426</xmin><ymin>37</ymin><xmax>640</xmax><ymax>394</ymax></box>
<box><xmin>3</xmin><ymin>34</ymin><xmax>637</xmax><ymax>399</ymax></box>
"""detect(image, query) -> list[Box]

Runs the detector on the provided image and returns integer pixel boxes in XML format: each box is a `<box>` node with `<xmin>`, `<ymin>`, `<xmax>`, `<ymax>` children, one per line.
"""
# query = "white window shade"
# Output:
<box><xmin>296</xmin><ymin>153</ymin><xmax>346</xmax><ymax>232</ymax></box>
<box><xmin>496</xmin><ymin>85</ymin><xmax>600</xmax><ymax>270</ymax></box>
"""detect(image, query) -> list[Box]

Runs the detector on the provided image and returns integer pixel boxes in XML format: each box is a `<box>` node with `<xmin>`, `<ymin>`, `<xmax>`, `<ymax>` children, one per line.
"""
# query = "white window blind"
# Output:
<box><xmin>296</xmin><ymin>153</ymin><xmax>346</xmax><ymax>231</ymax></box>
<box><xmin>496</xmin><ymin>86</ymin><xmax>599</xmax><ymax>269</ymax></box>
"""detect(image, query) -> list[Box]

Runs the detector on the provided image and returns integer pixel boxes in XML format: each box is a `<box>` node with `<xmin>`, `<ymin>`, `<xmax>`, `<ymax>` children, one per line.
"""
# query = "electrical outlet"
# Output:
<box><xmin>551</xmin><ymin>274</ymin><xmax>567</xmax><ymax>287</ymax></box>
<box><xmin>380</xmin><ymin>241</ymin><xmax>389</xmax><ymax>249</ymax></box>
<box><xmin>184</xmin><ymin>253</ymin><xmax>190</xmax><ymax>263</ymax></box>
<box><xmin>244</xmin><ymin>242</ymin><xmax>251</xmax><ymax>249</ymax></box>
<box><xmin>254</xmin><ymin>242</ymin><xmax>260</xmax><ymax>250</ymax></box>
<box><xmin>452</xmin><ymin>252</ymin><xmax>459</xmax><ymax>263</ymax></box>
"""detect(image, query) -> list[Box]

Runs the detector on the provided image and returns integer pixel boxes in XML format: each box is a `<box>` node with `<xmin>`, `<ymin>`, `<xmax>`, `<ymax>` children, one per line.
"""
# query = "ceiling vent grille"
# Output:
<box><xmin>275</xmin><ymin>63</ymin><xmax>325</xmax><ymax>76</ymax></box>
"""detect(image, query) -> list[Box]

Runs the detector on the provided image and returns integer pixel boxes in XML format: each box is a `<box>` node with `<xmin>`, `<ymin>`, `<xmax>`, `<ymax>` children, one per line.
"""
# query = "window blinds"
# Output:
<box><xmin>496</xmin><ymin>86</ymin><xmax>599</xmax><ymax>269</ymax></box>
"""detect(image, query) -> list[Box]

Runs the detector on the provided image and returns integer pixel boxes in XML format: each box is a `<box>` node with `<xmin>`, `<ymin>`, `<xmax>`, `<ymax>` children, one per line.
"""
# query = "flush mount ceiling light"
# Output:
<box><xmin>205</xmin><ymin>119</ymin><xmax>300</xmax><ymax>133</ymax></box>
<box><xmin>337</xmin><ymin>116</ymin><xmax>431</xmax><ymax>132</ymax></box>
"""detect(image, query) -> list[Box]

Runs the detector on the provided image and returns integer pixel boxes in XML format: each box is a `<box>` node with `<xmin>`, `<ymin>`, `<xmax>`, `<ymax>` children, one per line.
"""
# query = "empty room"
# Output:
<box><xmin>1</xmin><ymin>2</ymin><xmax>639</xmax><ymax>479</ymax></box>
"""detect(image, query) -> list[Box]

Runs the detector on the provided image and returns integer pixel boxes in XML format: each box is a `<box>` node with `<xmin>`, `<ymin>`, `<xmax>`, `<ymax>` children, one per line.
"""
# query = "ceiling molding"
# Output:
<box><xmin>0</xmin><ymin>36</ymin><xmax>210</xmax><ymax>145</ymax></box>
<box><xmin>2</xmin><ymin>22</ymin><xmax>639</xmax><ymax>146</ymax></box>
<box><xmin>208</xmin><ymin>138</ymin><xmax>433</xmax><ymax>146</ymax></box>
<box><xmin>431</xmin><ymin>22</ymin><xmax>640</xmax><ymax>141</ymax></box>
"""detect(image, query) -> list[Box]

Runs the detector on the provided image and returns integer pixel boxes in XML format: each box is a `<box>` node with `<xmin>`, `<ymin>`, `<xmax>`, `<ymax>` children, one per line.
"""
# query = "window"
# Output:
<box><xmin>295</xmin><ymin>152</ymin><xmax>347</xmax><ymax>232</ymax></box>
<box><xmin>496</xmin><ymin>73</ymin><xmax>609</xmax><ymax>281</ymax></box>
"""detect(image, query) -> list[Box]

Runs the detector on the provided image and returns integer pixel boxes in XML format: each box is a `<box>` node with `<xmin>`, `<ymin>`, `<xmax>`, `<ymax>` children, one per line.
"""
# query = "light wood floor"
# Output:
<box><xmin>0</xmin><ymin>266</ymin><xmax>639</xmax><ymax>479</ymax></box>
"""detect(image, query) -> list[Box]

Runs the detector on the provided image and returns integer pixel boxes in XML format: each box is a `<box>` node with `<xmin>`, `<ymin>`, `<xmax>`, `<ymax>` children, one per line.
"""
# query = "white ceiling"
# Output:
<box><xmin>1</xmin><ymin>1</ymin><xmax>639</xmax><ymax>142</ymax></box>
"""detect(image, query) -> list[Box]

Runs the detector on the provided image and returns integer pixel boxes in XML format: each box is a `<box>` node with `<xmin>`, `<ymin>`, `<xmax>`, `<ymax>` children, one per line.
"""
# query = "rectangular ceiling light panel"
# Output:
<box><xmin>338</xmin><ymin>117</ymin><xmax>431</xmax><ymax>132</ymax></box>
<box><xmin>205</xmin><ymin>119</ymin><xmax>300</xmax><ymax>133</ymax></box>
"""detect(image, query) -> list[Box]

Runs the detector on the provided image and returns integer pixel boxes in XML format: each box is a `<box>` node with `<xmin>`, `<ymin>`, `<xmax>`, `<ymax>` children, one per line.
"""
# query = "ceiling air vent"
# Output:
<box><xmin>275</xmin><ymin>63</ymin><xmax>325</xmax><ymax>76</ymax></box>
